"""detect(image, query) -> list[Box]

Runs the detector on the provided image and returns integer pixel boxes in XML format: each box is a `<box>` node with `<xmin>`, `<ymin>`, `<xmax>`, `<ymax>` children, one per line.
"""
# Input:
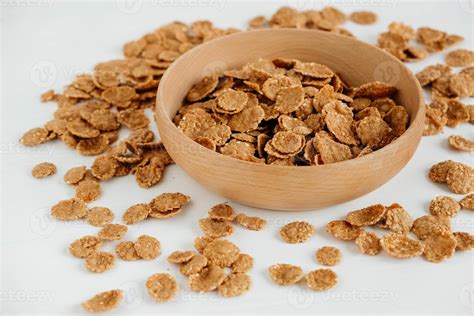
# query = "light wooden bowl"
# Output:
<box><xmin>155</xmin><ymin>29</ymin><xmax>424</xmax><ymax>211</ymax></box>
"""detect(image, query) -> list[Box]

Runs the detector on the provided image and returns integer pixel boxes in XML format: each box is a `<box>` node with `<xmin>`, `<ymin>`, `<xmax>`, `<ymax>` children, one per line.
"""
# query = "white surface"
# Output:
<box><xmin>1</xmin><ymin>0</ymin><xmax>473</xmax><ymax>315</ymax></box>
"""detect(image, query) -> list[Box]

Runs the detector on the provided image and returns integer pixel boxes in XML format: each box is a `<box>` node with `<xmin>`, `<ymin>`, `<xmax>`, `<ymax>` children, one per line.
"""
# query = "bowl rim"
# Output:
<box><xmin>156</xmin><ymin>28</ymin><xmax>425</xmax><ymax>170</ymax></box>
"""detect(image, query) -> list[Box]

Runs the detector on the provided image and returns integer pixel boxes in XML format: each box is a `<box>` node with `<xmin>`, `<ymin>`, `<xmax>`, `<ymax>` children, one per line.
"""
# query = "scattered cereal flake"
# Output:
<box><xmin>148</xmin><ymin>193</ymin><xmax>191</xmax><ymax>218</ymax></box>
<box><xmin>146</xmin><ymin>273</ymin><xmax>179</xmax><ymax>302</ymax></box>
<box><xmin>428</xmin><ymin>160</ymin><xmax>457</xmax><ymax>183</ymax></box>
<box><xmin>355</xmin><ymin>231</ymin><xmax>381</xmax><ymax>256</ymax></box>
<box><xmin>86</xmin><ymin>207</ymin><xmax>114</xmax><ymax>227</ymax></box>
<box><xmin>186</xmin><ymin>75</ymin><xmax>219</xmax><ymax>102</ymax></box>
<box><xmin>423</xmin><ymin>106</ymin><xmax>446</xmax><ymax>136</ymax></box>
<box><xmin>101</xmin><ymin>86</ymin><xmax>138</xmax><ymax>108</ymax></box>
<box><xmin>305</xmin><ymin>269</ymin><xmax>337</xmax><ymax>291</ymax></box>
<box><xmin>453</xmin><ymin>232</ymin><xmax>474</xmax><ymax>251</ymax></box>
<box><xmin>268</xmin><ymin>264</ymin><xmax>304</xmax><ymax>286</ymax></box>
<box><xmin>215</xmin><ymin>89</ymin><xmax>248</xmax><ymax>114</ymax></box>
<box><xmin>188</xmin><ymin>264</ymin><xmax>226</xmax><ymax>292</ymax></box>
<box><xmin>77</xmin><ymin>135</ymin><xmax>110</xmax><ymax>156</ymax></box>
<box><xmin>313</xmin><ymin>132</ymin><xmax>352</xmax><ymax>164</ymax></box>
<box><xmin>122</xmin><ymin>203</ymin><xmax>151</xmax><ymax>225</ymax></box>
<box><xmin>274</xmin><ymin>86</ymin><xmax>305</xmax><ymax>114</ymax></box>
<box><xmin>217</xmin><ymin>273</ymin><xmax>251</xmax><ymax>297</ymax></box>
<box><xmin>234</xmin><ymin>213</ymin><xmax>267</xmax><ymax>231</ymax></box>
<box><xmin>280</xmin><ymin>221</ymin><xmax>314</xmax><ymax>243</ymax></box>
<box><xmin>315</xmin><ymin>246</ymin><xmax>342</xmax><ymax>266</ymax></box>
<box><xmin>51</xmin><ymin>197</ymin><xmax>88</xmax><ymax>221</ymax></box>
<box><xmin>98</xmin><ymin>224</ymin><xmax>128</xmax><ymax>241</ymax></box>
<box><xmin>412</xmin><ymin>215</ymin><xmax>451</xmax><ymax>241</ymax></box>
<box><xmin>203</xmin><ymin>239</ymin><xmax>240</xmax><ymax>268</ymax></box>
<box><xmin>115</xmin><ymin>241</ymin><xmax>141</xmax><ymax>261</ymax></box>
<box><xmin>88</xmin><ymin>109</ymin><xmax>120</xmax><ymax>131</ymax></box>
<box><xmin>423</xmin><ymin>232</ymin><xmax>457</xmax><ymax>263</ymax></box>
<box><xmin>429</xmin><ymin>196</ymin><xmax>461</xmax><ymax>217</ymax></box>
<box><xmin>248</xmin><ymin>15</ymin><xmax>267</xmax><ymax>28</ymax></box>
<box><xmin>75</xmin><ymin>180</ymin><xmax>102</xmax><ymax>203</ymax></box>
<box><xmin>168</xmin><ymin>250</ymin><xmax>195</xmax><ymax>264</ymax></box>
<box><xmin>356</xmin><ymin>116</ymin><xmax>392</xmax><ymax>149</ymax></box>
<box><xmin>346</xmin><ymin>204</ymin><xmax>386</xmax><ymax>226</ymax></box>
<box><xmin>380</xmin><ymin>233</ymin><xmax>424</xmax><ymax>259</ymax></box>
<box><xmin>64</xmin><ymin>166</ymin><xmax>86</xmax><ymax>184</ymax></box>
<box><xmin>208</xmin><ymin>203</ymin><xmax>236</xmax><ymax>221</ymax></box>
<box><xmin>446</xmin><ymin>163</ymin><xmax>474</xmax><ymax>194</ymax></box>
<box><xmin>446</xmin><ymin>100</ymin><xmax>469</xmax><ymax>127</ymax></box>
<box><xmin>231</xmin><ymin>254</ymin><xmax>254</xmax><ymax>273</ymax></box>
<box><xmin>40</xmin><ymin>89</ymin><xmax>56</xmax><ymax>102</ymax></box>
<box><xmin>66</xmin><ymin>119</ymin><xmax>100</xmax><ymax>138</ymax></box>
<box><xmin>84</xmin><ymin>251</ymin><xmax>116</xmax><ymax>272</ymax></box>
<box><xmin>135</xmin><ymin>159</ymin><xmax>164</xmax><ymax>189</ymax></box>
<box><xmin>194</xmin><ymin>236</ymin><xmax>215</xmax><ymax>253</ymax></box>
<box><xmin>180</xmin><ymin>254</ymin><xmax>208</xmax><ymax>276</ymax></box>
<box><xmin>81</xmin><ymin>289</ymin><xmax>123</xmax><ymax>313</ymax></box>
<box><xmin>445</xmin><ymin>49</ymin><xmax>474</xmax><ymax>67</ymax></box>
<box><xmin>416</xmin><ymin>64</ymin><xmax>451</xmax><ymax>86</ymax></box>
<box><xmin>134</xmin><ymin>235</ymin><xmax>160</xmax><ymax>260</ymax></box>
<box><xmin>325</xmin><ymin>220</ymin><xmax>362</xmax><ymax>241</ymax></box>
<box><xmin>460</xmin><ymin>194</ymin><xmax>474</xmax><ymax>210</ymax></box>
<box><xmin>117</xmin><ymin>109</ymin><xmax>150</xmax><ymax>129</ymax></box>
<box><xmin>91</xmin><ymin>155</ymin><xmax>118</xmax><ymax>180</ymax></box>
<box><xmin>199</xmin><ymin>218</ymin><xmax>234</xmax><ymax>238</ymax></box>
<box><xmin>31</xmin><ymin>162</ymin><xmax>57</xmax><ymax>178</ymax></box>
<box><xmin>69</xmin><ymin>236</ymin><xmax>102</xmax><ymax>258</ymax></box>
<box><xmin>20</xmin><ymin>127</ymin><xmax>52</xmax><ymax>146</ymax></box>
<box><xmin>376</xmin><ymin>203</ymin><xmax>413</xmax><ymax>233</ymax></box>
<box><xmin>448</xmin><ymin>135</ymin><xmax>474</xmax><ymax>151</ymax></box>
<box><xmin>350</xmin><ymin>11</ymin><xmax>377</xmax><ymax>25</ymax></box>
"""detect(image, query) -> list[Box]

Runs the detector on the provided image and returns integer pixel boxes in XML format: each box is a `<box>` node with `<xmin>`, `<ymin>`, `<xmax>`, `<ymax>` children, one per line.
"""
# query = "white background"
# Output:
<box><xmin>1</xmin><ymin>0</ymin><xmax>473</xmax><ymax>315</ymax></box>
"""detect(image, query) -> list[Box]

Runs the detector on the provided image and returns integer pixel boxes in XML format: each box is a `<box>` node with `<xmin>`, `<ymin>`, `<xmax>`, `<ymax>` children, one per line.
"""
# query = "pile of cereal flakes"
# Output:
<box><xmin>18</xmin><ymin>5</ymin><xmax>474</xmax><ymax>313</ymax></box>
<box><xmin>176</xmin><ymin>58</ymin><xmax>406</xmax><ymax>165</ymax></box>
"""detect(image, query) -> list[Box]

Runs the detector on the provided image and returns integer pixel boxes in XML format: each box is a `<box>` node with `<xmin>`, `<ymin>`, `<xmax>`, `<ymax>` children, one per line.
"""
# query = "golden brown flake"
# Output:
<box><xmin>194</xmin><ymin>236</ymin><xmax>215</xmax><ymax>253</ymax></box>
<box><xmin>75</xmin><ymin>179</ymin><xmax>101</xmax><ymax>203</ymax></box>
<box><xmin>313</xmin><ymin>132</ymin><xmax>352</xmax><ymax>164</ymax></box>
<box><xmin>453</xmin><ymin>232</ymin><xmax>474</xmax><ymax>251</ymax></box>
<box><xmin>98</xmin><ymin>223</ymin><xmax>128</xmax><ymax>241</ymax></box>
<box><xmin>315</xmin><ymin>246</ymin><xmax>342</xmax><ymax>266</ymax></box>
<box><xmin>69</xmin><ymin>236</ymin><xmax>102</xmax><ymax>258</ymax></box>
<box><xmin>199</xmin><ymin>218</ymin><xmax>234</xmax><ymax>238</ymax></box>
<box><xmin>201</xmin><ymin>125</ymin><xmax>232</xmax><ymax>146</ymax></box>
<box><xmin>64</xmin><ymin>166</ymin><xmax>86</xmax><ymax>184</ymax></box>
<box><xmin>350</xmin><ymin>11</ymin><xmax>377</xmax><ymax>25</ymax></box>
<box><xmin>356</xmin><ymin>116</ymin><xmax>392</xmax><ymax>149</ymax></box>
<box><xmin>20</xmin><ymin>127</ymin><xmax>52</xmax><ymax>146</ymax></box>
<box><xmin>429</xmin><ymin>196</ymin><xmax>460</xmax><ymax>217</ymax></box>
<box><xmin>91</xmin><ymin>155</ymin><xmax>118</xmax><ymax>180</ymax></box>
<box><xmin>180</xmin><ymin>254</ymin><xmax>208</xmax><ymax>276</ymax></box>
<box><xmin>203</xmin><ymin>239</ymin><xmax>240</xmax><ymax>267</ymax></box>
<box><xmin>76</xmin><ymin>135</ymin><xmax>110</xmax><ymax>156</ymax></box>
<box><xmin>326</xmin><ymin>220</ymin><xmax>362</xmax><ymax>241</ymax></box>
<box><xmin>148</xmin><ymin>192</ymin><xmax>191</xmax><ymax>219</ymax></box>
<box><xmin>31</xmin><ymin>162</ymin><xmax>57</xmax><ymax>178</ymax></box>
<box><xmin>380</xmin><ymin>233</ymin><xmax>424</xmax><ymax>258</ymax></box>
<box><xmin>231</xmin><ymin>254</ymin><xmax>254</xmax><ymax>273</ymax></box>
<box><xmin>445</xmin><ymin>49</ymin><xmax>474</xmax><ymax>67</ymax></box>
<box><xmin>346</xmin><ymin>204</ymin><xmax>386</xmax><ymax>226</ymax></box>
<box><xmin>305</xmin><ymin>269</ymin><xmax>337</xmax><ymax>291</ymax></box>
<box><xmin>355</xmin><ymin>231</ymin><xmax>381</xmax><ymax>256</ymax></box>
<box><xmin>188</xmin><ymin>264</ymin><xmax>226</xmax><ymax>293</ymax></box>
<box><xmin>428</xmin><ymin>160</ymin><xmax>457</xmax><ymax>183</ymax></box>
<box><xmin>116</xmin><ymin>241</ymin><xmax>141</xmax><ymax>261</ymax></box>
<box><xmin>146</xmin><ymin>273</ymin><xmax>179</xmax><ymax>302</ymax></box>
<box><xmin>134</xmin><ymin>235</ymin><xmax>160</xmax><ymax>260</ymax></box>
<box><xmin>228</xmin><ymin>103</ymin><xmax>265</xmax><ymax>132</ymax></box>
<box><xmin>274</xmin><ymin>86</ymin><xmax>305</xmax><ymax>114</ymax></box>
<box><xmin>265</xmin><ymin>131</ymin><xmax>305</xmax><ymax>158</ymax></box>
<box><xmin>51</xmin><ymin>197</ymin><xmax>88</xmax><ymax>221</ymax></box>
<box><xmin>208</xmin><ymin>203</ymin><xmax>236</xmax><ymax>221</ymax></box>
<box><xmin>460</xmin><ymin>194</ymin><xmax>474</xmax><ymax>210</ymax></box>
<box><xmin>122</xmin><ymin>203</ymin><xmax>151</xmax><ymax>225</ymax></box>
<box><xmin>448</xmin><ymin>135</ymin><xmax>474</xmax><ymax>151</ymax></box>
<box><xmin>234</xmin><ymin>213</ymin><xmax>267</xmax><ymax>231</ymax></box>
<box><xmin>86</xmin><ymin>207</ymin><xmax>114</xmax><ymax>227</ymax></box>
<box><xmin>323</xmin><ymin>102</ymin><xmax>357</xmax><ymax>145</ymax></box>
<box><xmin>280</xmin><ymin>221</ymin><xmax>314</xmax><ymax>243</ymax></box>
<box><xmin>354</xmin><ymin>81</ymin><xmax>397</xmax><ymax>99</ymax></box>
<box><xmin>423</xmin><ymin>106</ymin><xmax>446</xmax><ymax>136</ymax></box>
<box><xmin>186</xmin><ymin>75</ymin><xmax>219</xmax><ymax>102</ymax></box>
<box><xmin>268</xmin><ymin>264</ymin><xmax>304</xmax><ymax>286</ymax></box>
<box><xmin>423</xmin><ymin>232</ymin><xmax>457</xmax><ymax>263</ymax></box>
<box><xmin>84</xmin><ymin>251</ymin><xmax>116</xmax><ymax>272</ymax></box>
<box><xmin>168</xmin><ymin>250</ymin><xmax>195</xmax><ymax>264</ymax></box>
<box><xmin>215</xmin><ymin>89</ymin><xmax>248</xmax><ymax>114</ymax></box>
<box><xmin>81</xmin><ymin>289</ymin><xmax>123</xmax><ymax>313</ymax></box>
<box><xmin>217</xmin><ymin>273</ymin><xmax>251</xmax><ymax>297</ymax></box>
<box><xmin>446</xmin><ymin>163</ymin><xmax>474</xmax><ymax>194</ymax></box>
<box><xmin>376</xmin><ymin>203</ymin><xmax>413</xmax><ymax>233</ymax></box>
<box><xmin>412</xmin><ymin>215</ymin><xmax>451</xmax><ymax>241</ymax></box>
<box><xmin>117</xmin><ymin>109</ymin><xmax>150</xmax><ymax>130</ymax></box>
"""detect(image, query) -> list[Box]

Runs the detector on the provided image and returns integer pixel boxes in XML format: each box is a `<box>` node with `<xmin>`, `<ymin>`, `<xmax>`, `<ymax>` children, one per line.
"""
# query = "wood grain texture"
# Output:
<box><xmin>155</xmin><ymin>29</ymin><xmax>425</xmax><ymax>211</ymax></box>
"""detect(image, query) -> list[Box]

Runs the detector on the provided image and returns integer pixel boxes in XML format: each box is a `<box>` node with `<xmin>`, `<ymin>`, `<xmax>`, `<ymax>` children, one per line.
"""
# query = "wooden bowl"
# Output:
<box><xmin>155</xmin><ymin>29</ymin><xmax>424</xmax><ymax>211</ymax></box>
